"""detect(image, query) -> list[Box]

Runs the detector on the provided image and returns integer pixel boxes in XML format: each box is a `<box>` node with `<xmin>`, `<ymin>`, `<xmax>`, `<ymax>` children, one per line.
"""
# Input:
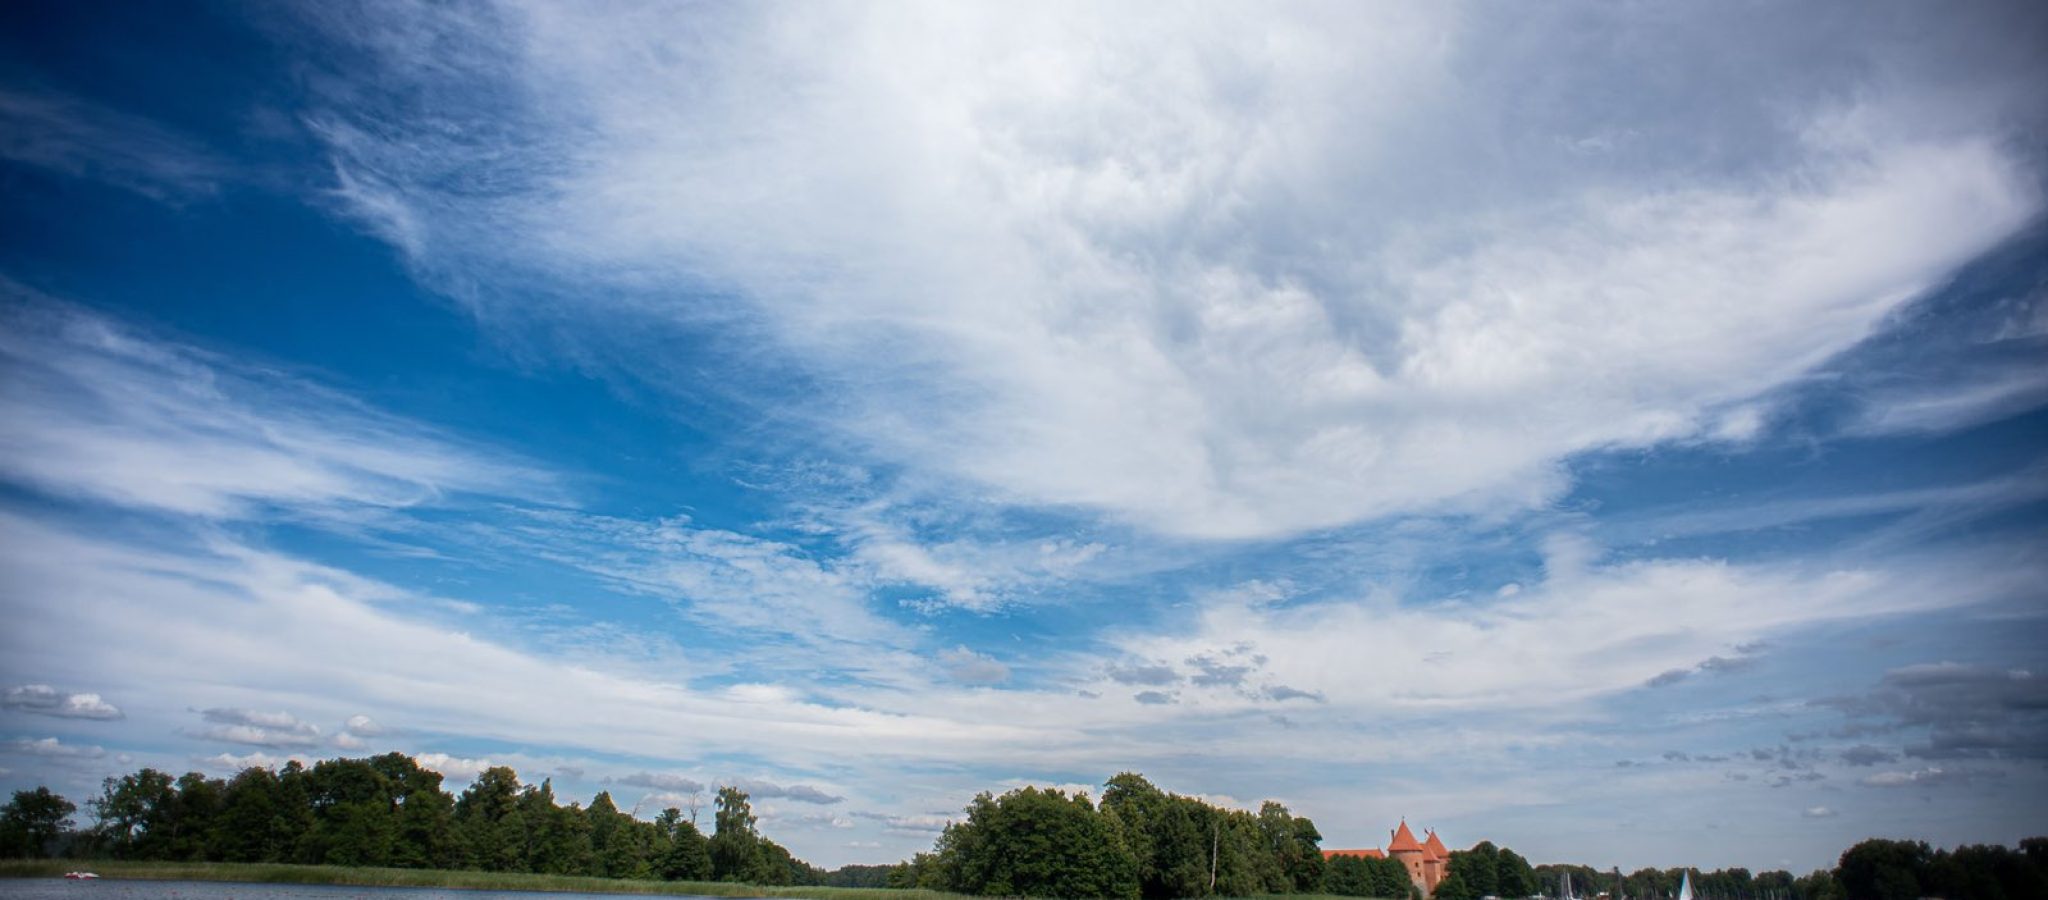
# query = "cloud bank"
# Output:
<box><xmin>307</xmin><ymin>0</ymin><xmax>2044</xmax><ymax>539</ymax></box>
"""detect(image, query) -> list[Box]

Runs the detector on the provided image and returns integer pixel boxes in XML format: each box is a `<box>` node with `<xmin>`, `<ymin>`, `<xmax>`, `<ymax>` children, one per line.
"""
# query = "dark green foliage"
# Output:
<box><xmin>655</xmin><ymin>808</ymin><xmax>713</xmax><ymax>881</ymax></box>
<box><xmin>1494</xmin><ymin>846</ymin><xmax>1536</xmax><ymax>898</ymax></box>
<box><xmin>1434</xmin><ymin>841</ymin><xmax>1499</xmax><ymax>900</ymax></box>
<box><xmin>88</xmin><ymin>767</ymin><xmax>175</xmax><ymax>858</ymax></box>
<box><xmin>0</xmin><ymin>788</ymin><xmax>76</xmax><ymax>858</ymax></box>
<box><xmin>934</xmin><ymin>786</ymin><xmax>1139</xmax><ymax>898</ymax></box>
<box><xmin>827</xmin><ymin>863</ymin><xmax>899</xmax><ymax>888</ymax></box>
<box><xmin>1323</xmin><ymin>853</ymin><xmax>1413</xmax><ymax>898</ymax></box>
<box><xmin>1837</xmin><ymin>838</ymin><xmax>1931</xmax><ymax>900</ymax></box>
<box><xmin>709</xmin><ymin>786</ymin><xmax>763</xmax><ymax>882</ymax></box>
<box><xmin>1095</xmin><ymin>772</ymin><xmax>1323</xmax><ymax>899</ymax></box>
<box><xmin>30</xmin><ymin>751</ymin><xmax>817</xmax><ymax>887</ymax></box>
<box><xmin>454</xmin><ymin>765</ymin><xmax>525</xmax><ymax>871</ymax></box>
<box><xmin>1832</xmin><ymin>837</ymin><xmax>2048</xmax><ymax>900</ymax></box>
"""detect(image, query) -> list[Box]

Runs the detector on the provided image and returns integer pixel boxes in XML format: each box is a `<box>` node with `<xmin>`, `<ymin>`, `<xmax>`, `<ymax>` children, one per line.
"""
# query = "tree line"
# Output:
<box><xmin>5</xmin><ymin>760</ymin><xmax>2046</xmax><ymax>899</ymax></box>
<box><xmin>1495</xmin><ymin>838</ymin><xmax>2045</xmax><ymax>900</ymax></box>
<box><xmin>885</xmin><ymin>773</ymin><xmax>1335</xmax><ymax>899</ymax></box>
<box><xmin>1</xmin><ymin>751</ymin><xmax>822</xmax><ymax>885</ymax></box>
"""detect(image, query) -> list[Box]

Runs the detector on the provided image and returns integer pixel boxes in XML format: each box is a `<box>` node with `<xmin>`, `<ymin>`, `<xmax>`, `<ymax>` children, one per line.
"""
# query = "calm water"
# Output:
<box><xmin>0</xmin><ymin>881</ymin><xmax>731</xmax><ymax>900</ymax></box>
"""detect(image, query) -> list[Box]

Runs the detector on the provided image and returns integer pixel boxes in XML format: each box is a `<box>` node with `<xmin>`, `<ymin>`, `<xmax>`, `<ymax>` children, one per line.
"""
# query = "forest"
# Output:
<box><xmin>2</xmin><ymin>755</ymin><xmax>2043</xmax><ymax>900</ymax></box>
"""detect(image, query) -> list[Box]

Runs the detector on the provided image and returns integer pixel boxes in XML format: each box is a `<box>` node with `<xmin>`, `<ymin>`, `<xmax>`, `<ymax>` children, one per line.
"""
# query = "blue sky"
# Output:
<box><xmin>2</xmin><ymin>0</ymin><xmax>2045</xmax><ymax>875</ymax></box>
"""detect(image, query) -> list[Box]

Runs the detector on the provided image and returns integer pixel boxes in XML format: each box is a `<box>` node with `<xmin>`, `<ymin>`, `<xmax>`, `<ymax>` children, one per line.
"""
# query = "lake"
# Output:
<box><xmin>0</xmin><ymin>881</ymin><xmax>732</xmax><ymax>900</ymax></box>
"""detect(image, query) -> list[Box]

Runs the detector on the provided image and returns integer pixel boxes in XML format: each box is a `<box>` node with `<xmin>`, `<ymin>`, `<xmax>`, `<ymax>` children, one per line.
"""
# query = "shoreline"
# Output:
<box><xmin>0</xmin><ymin>860</ymin><xmax>965</xmax><ymax>900</ymax></box>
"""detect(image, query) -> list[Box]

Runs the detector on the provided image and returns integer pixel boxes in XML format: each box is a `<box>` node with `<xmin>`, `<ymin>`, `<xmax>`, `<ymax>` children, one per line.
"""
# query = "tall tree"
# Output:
<box><xmin>454</xmin><ymin>766</ymin><xmax>526</xmax><ymax>872</ymax></box>
<box><xmin>89</xmin><ymin>768</ymin><xmax>175</xmax><ymax>858</ymax></box>
<box><xmin>214</xmin><ymin>768</ymin><xmax>286</xmax><ymax>863</ymax></box>
<box><xmin>0</xmin><ymin>787</ymin><xmax>75</xmax><ymax>858</ymax></box>
<box><xmin>655</xmin><ymin>807</ymin><xmax>713</xmax><ymax>881</ymax></box>
<box><xmin>370</xmin><ymin>752</ymin><xmax>456</xmax><ymax>869</ymax></box>
<box><xmin>710</xmin><ymin>786</ymin><xmax>763</xmax><ymax>882</ymax></box>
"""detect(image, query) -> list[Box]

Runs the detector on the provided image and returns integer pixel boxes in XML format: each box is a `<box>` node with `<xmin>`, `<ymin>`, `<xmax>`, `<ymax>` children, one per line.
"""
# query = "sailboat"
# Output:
<box><xmin>1559</xmin><ymin>870</ymin><xmax>1576</xmax><ymax>900</ymax></box>
<box><xmin>1676</xmin><ymin>871</ymin><xmax>1693</xmax><ymax>900</ymax></box>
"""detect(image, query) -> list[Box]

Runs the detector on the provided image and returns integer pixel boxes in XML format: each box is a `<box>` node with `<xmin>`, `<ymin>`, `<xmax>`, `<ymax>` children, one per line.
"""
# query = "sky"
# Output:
<box><xmin>1</xmin><ymin>0</ymin><xmax>2045</xmax><ymax>876</ymax></box>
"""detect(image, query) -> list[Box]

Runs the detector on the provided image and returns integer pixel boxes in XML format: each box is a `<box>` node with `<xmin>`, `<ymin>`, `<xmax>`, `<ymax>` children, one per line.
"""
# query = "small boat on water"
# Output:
<box><xmin>62</xmin><ymin>872</ymin><xmax>99</xmax><ymax>880</ymax></box>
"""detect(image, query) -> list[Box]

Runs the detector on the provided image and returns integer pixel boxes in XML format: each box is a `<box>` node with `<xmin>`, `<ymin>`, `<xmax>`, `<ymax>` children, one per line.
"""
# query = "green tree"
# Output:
<box><xmin>1837</xmin><ymin>839</ymin><xmax>1930</xmax><ymax>900</ymax></box>
<box><xmin>710</xmin><ymin>786</ymin><xmax>764</xmax><ymax>882</ymax></box>
<box><xmin>213</xmin><ymin>767</ymin><xmax>287</xmax><ymax>863</ymax></box>
<box><xmin>89</xmin><ymin>768</ymin><xmax>175</xmax><ymax>858</ymax></box>
<box><xmin>1794</xmin><ymin>868</ymin><xmax>1845</xmax><ymax>900</ymax></box>
<box><xmin>520</xmin><ymin>781</ymin><xmax>592</xmax><ymax>875</ymax></box>
<box><xmin>369</xmin><ymin>752</ymin><xmax>457</xmax><ymax>869</ymax></box>
<box><xmin>300</xmin><ymin>758</ymin><xmax>398</xmax><ymax>866</ymax></box>
<box><xmin>655</xmin><ymin>807</ymin><xmax>714</xmax><ymax>880</ymax></box>
<box><xmin>1495</xmin><ymin>846</ymin><xmax>1536</xmax><ymax>898</ymax></box>
<box><xmin>454</xmin><ymin>766</ymin><xmax>526</xmax><ymax>871</ymax></box>
<box><xmin>0</xmin><ymin>787</ymin><xmax>76</xmax><ymax>858</ymax></box>
<box><xmin>586</xmin><ymin>791</ymin><xmax>654</xmax><ymax>878</ymax></box>
<box><xmin>1436</xmin><ymin>842</ymin><xmax>1499</xmax><ymax>900</ymax></box>
<box><xmin>1323</xmin><ymin>855</ymin><xmax>1378</xmax><ymax>897</ymax></box>
<box><xmin>157</xmin><ymin>772</ymin><xmax>224</xmax><ymax>861</ymax></box>
<box><xmin>935</xmin><ymin>785</ymin><xmax>1139</xmax><ymax>898</ymax></box>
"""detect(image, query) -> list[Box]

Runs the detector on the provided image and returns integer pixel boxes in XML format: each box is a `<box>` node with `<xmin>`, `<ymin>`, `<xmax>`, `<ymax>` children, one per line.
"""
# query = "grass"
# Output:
<box><xmin>0</xmin><ymin>859</ymin><xmax>970</xmax><ymax>900</ymax></box>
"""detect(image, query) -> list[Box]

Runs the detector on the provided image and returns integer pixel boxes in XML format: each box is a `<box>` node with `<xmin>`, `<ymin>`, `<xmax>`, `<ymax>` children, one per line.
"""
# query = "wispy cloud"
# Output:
<box><xmin>0</xmin><ymin>87</ymin><xmax>232</xmax><ymax>201</ymax></box>
<box><xmin>1099</xmin><ymin>548</ymin><xmax>2038</xmax><ymax>715</ymax></box>
<box><xmin>1822</xmin><ymin>663</ymin><xmax>2048</xmax><ymax>761</ymax></box>
<box><xmin>0</xmin><ymin>291</ymin><xmax>555</xmax><ymax>520</ymax></box>
<box><xmin>1859</xmin><ymin>766</ymin><xmax>1996</xmax><ymax>789</ymax></box>
<box><xmin>298</xmin><ymin>0</ymin><xmax>2043</xmax><ymax>540</ymax></box>
<box><xmin>937</xmin><ymin>646</ymin><xmax>1010</xmax><ymax>686</ymax></box>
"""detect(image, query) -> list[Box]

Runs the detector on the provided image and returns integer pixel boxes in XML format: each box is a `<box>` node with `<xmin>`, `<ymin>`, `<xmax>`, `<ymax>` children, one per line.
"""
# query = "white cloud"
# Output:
<box><xmin>196</xmin><ymin>708</ymin><xmax>324</xmax><ymax>748</ymax></box>
<box><xmin>344</xmin><ymin>714</ymin><xmax>385</xmax><ymax>735</ymax></box>
<box><xmin>0</xmin><ymin>293</ymin><xmax>552</xmax><ymax>520</ymax></box>
<box><xmin>617</xmin><ymin>772</ymin><xmax>705</xmax><ymax>793</ymax></box>
<box><xmin>3</xmin><ymin>737</ymin><xmax>105</xmax><ymax>759</ymax></box>
<box><xmin>937</xmin><ymin>646</ymin><xmax>1010</xmax><ymax>686</ymax></box>
<box><xmin>1859</xmin><ymin>767</ymin><xmax>1983</xmax><ymax>788</ymax></box>
<box><xmin>730</xmin><ymin>778</ymin><xmax>845</xmax><ymax>805</ymax></box>
<box><xmin>1</xmin><ymin>684</ymin><xmax>123</xmax><ymax>720</ymax></box>
<box><xmin>303</xmin><ymin>0</ymin><xmax>2043</xmax><ymax>540</ymax></box>
<box><xmin>1096</xmin><ymin>547</ymin><xmax>2036</xmax><ymax>715</ymax></box>
<box><xmin>334</xmin><ymin>713</ymin><xmax>386</xmax><ymax>750</ymax></box>
<box><xmin>0</xmin><ymin>512</ymin><xmax>1050</xmax><ymax>779</ymax></box>
<box><xmin>414</xmin><ymin>752</ymin><xmax>497</xmax><ymax>780</ymax></box>
<box><xmin>488</xmin><ymin>511</ymin><xmax>915</xmax><ymax>661</ymax></box>
<box><xmin>1802</xmin><ymin>806</ymin><xmax>1838</xmax><ymax>818</ymax></box>
<box><xmin>198</xmin><ymin>751</ymin><xmax>307</xmax><ymax>772</ymax></box>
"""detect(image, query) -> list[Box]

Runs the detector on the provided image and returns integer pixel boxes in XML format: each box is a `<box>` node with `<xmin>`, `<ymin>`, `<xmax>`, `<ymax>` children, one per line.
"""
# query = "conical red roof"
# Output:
<box><xmin>1388</xmin><ymin>820</ymin><xmax>1424</xmax><ymax>853</ymax></box>
<box><xmin>1423</xmin><ymin>829</ymin><xmax>1450</xmax><ymax>860</ymax></box>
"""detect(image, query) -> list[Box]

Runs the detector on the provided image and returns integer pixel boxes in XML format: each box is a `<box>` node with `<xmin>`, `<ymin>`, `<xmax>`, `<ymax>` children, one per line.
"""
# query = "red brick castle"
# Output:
<box><xmin>1322</xmin><ymin>820</ymin><xmax>1451</xmax><ymax>896</ymax></box>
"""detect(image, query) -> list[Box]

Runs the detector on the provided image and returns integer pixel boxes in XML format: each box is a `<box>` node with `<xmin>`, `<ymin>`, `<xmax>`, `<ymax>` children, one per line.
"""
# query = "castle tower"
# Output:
<box><xmin>1422</xmin><ymin>829</ymin><xmax>1451</xmax><ymax>894</ymax></box>
<box><xmin>1388</xmin><ymin>820</ymin><xmax>1428</xmax><ymax>895</ymax></box>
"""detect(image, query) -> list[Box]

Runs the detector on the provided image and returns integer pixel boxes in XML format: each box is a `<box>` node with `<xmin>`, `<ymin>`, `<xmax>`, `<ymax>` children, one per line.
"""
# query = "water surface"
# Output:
<box><xmin>0</xmin><ymin>880</ymin><xmax>730</xmax><ymax>900</ymax></box>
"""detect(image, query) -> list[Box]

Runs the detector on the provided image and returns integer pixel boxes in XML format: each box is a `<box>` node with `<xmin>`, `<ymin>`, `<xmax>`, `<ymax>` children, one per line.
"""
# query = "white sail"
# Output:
<box><xmin>1676</xmin><ymin>871</ymin><xmax>1693</xmax><ymax>900</ymax></box>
